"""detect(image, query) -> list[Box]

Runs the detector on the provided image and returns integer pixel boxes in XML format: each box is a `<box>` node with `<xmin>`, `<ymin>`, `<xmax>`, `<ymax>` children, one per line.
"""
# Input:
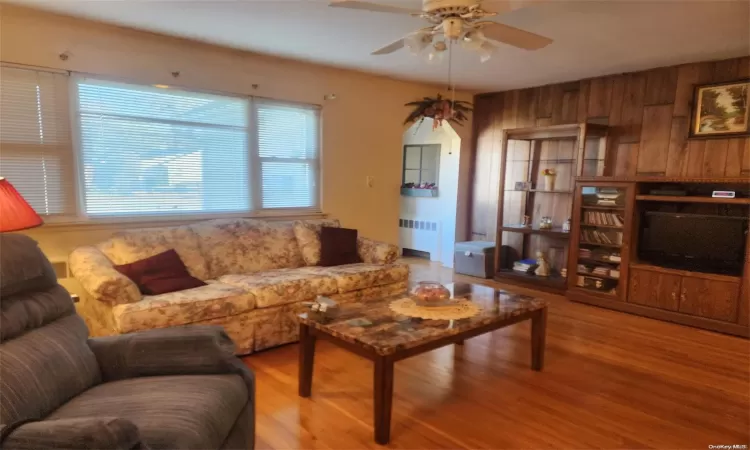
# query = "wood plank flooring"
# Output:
<box><xmin>243</xmin><ymin>258</ymin><xmax>750</xmax><ymax>449</ymax></box>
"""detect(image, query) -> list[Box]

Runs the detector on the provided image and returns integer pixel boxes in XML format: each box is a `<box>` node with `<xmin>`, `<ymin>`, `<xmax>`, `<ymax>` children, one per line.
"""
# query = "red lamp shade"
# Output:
<box><xmin>0</xmin><ymin>177</ymin><xmax>43</xmax><ymax>232</ymax></box>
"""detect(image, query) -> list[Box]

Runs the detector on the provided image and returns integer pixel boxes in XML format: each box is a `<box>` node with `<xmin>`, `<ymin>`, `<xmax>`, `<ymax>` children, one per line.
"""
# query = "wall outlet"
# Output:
<box><xmin>366</xmin><ymin>176</ymin><xmax>374</xmax><ymax>188</ymax></box>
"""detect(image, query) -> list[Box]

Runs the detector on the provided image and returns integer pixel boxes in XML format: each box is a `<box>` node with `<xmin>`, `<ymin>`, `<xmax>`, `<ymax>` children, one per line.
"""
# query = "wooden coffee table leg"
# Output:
<box><xmin>531</xmin><ymin>307</ymin><xmax>547</xmax><ymax>371</ymax></box>
<box><xmin>373</xmin><ymin>354</ymin><xmax>394</xmax><ymax>445</ymax></box>
<box><xmin>299</xmin><ymin>323</ymin><xmax>316</xmax><ymax>397</ymax></box>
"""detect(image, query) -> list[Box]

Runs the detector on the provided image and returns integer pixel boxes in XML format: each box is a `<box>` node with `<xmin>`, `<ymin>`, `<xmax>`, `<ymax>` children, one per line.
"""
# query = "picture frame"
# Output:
<box><xmin>689</xmin><ymin>79</ymin><xmax>750</xmax><ymax>139</ymax></box>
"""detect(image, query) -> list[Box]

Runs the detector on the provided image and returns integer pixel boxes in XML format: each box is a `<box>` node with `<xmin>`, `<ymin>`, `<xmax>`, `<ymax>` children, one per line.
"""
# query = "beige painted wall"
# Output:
<box><xmin>0</xmin><ymin>5</ymin><xmax>474</xmax><ymax>264</ymax></box>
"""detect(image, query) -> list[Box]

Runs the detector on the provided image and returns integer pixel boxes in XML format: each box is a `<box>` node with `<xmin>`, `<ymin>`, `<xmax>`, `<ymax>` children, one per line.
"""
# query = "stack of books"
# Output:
<box><xmin>592</xmin><ymin>266</ymin><xmax>610</xmax><ymax>277</ymax></box>
<box><xmin>595</xmin><ymin>189</ymin><xmax>622</xmax><ymax>206</ymax></box>
<box><xmin>576</xmin><ymin>275</ymin><xmax>618</xmax><ymax>293</ymax></box>
<box><xmin>581</xmin><ymin>229</ymin><xmax>623</xmax><ymax>245</ymax></box>
<box><xmin>513</xmin><ymin>258</ymin><xmax>537</xmax><ymax>273</ymax></box>
<box><xmin>584</xmin><ymin>211</ymin><xmax>624</xmax><ymax>226</ymax></box>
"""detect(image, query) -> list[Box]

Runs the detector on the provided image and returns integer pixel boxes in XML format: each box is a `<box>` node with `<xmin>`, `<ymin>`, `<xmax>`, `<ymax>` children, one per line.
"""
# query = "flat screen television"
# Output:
<box><xmin>638</xmin><ymin>212</ymin><xmax>748</xmax><ymax>276</ymax></box>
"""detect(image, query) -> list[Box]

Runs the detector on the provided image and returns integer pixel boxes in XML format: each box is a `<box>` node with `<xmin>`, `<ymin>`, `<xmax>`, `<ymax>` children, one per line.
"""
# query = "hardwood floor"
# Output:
<box><xmin>244</xmin><ymin>258</ymin><xmax>750</xmax><ymax>449</ymax></box>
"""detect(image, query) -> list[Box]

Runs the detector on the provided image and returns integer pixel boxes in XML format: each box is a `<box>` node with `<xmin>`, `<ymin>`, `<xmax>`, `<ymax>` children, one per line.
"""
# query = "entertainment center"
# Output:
<box><xmin>567</xmin><ymin>178</ymin><xmax>750</xmax><ymax>337</ymax></box>
<box><xmin>490</xmin><ymin>125</ymin><xmax>749</xmax><ymax>337</ymax></box>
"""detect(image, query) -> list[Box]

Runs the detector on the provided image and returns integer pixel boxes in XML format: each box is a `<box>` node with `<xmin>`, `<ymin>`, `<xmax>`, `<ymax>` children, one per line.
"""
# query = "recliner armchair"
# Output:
<box><xmin>0</xmin><ymin>234</ymin><xmax>255</xmax><ymax>449</ymax></box>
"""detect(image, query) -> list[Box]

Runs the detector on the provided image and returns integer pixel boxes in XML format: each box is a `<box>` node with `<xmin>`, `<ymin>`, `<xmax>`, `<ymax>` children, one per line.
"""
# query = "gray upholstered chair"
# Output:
<box><xmin>0</xmin><ymin>234</ymin><xmax>255</xmax><ymax>449</ymax></box>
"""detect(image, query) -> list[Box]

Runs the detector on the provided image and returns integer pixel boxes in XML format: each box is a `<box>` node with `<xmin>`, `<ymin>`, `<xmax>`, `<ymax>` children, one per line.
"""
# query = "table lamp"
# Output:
<box><xmin>0</xmin><ymin>177</ymin><xmax>43</xmax><ymax>232</ymax></box>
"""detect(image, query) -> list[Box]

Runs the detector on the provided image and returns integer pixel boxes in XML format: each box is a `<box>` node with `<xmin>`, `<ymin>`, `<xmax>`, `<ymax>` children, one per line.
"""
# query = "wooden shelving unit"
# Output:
<box><xmin>494</xmin><ymin>123</ymin><xmax>611</xmax><ymax>294</ymax></box>
<box><xmin>635</xmin><ymin>195</ymin><xmax>750</xmax><ymax>205</ymax></box>
<box><xmin>567</xmin><ymin>179</ymin><xmax>750</xmax><ymax>338</ymax></box>
<box><xmin>580</xmin><ymin>223</ymin><xmax>623</xmax><ymax>229</ymax></box>
<box><xmin>496</xmin><ymin>269</ymin><xmax>567</xmax><ymax>290</ymax></box>
<box><xmin>499</xmin><ymin>225</ymin><xmax>571</xmax><ymax>239</ymax></box>
<box><xmin>581</xmin><ymin>205</ymin><xmax>626</xmax><ymax>211</ymax></box>
<box><xmin>567</xmin><ymin>182</ymin><xmax>634</xmax><ymax>300</ymax></box>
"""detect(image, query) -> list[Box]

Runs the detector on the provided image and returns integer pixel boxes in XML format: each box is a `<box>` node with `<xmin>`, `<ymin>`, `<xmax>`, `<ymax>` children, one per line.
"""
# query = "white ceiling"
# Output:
<box><xmin>12</xmin><ymin>0</ymin><xmax>750</xmax><ymax>91</ymax></box>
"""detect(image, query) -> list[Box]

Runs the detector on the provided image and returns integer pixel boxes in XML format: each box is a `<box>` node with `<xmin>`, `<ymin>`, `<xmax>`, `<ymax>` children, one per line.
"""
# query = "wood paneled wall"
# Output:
<box><xmin>470</xmin><ymin>56</ymin><xmax>750</xmax><ymax>240</ymax></box>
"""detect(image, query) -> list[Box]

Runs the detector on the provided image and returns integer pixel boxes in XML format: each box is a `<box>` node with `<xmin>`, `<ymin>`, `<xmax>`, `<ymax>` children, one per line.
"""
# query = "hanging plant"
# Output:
<box><xmin>404</xmin><ymin>94</ymin><xmax>472</xmax><ymax>130</ymax></box>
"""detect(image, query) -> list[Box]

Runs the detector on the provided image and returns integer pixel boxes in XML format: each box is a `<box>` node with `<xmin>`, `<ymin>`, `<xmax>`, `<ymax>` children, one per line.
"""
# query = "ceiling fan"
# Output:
<box><xmin>329</xmin><ymin>0</ymin><xmax>553</xmax><ymax>62</ymax></box>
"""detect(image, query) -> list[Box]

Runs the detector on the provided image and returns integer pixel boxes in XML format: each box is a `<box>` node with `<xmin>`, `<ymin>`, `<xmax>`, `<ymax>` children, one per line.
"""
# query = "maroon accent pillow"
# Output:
<box><xmin>319</xmin><ymin>226</ymin><xmax>361</xmax><ymax>267</ymax></box>
<box><xmin>114</xmin><ymin>249</ymin><xmax>206</xmax><ymax>296</ymax></box>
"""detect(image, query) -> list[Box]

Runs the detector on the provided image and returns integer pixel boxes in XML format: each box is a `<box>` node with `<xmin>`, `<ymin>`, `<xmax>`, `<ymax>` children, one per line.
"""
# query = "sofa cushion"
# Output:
<box><xmin>97</xmin><ymin>225</ymin><xmax>210</xmax><ymax>280</ymax></box>
<box><xmin>293</xmin><ymin>219</ymin><xmax>341</xmax><ymax>266</ymax></box>
<box><xmin>114</xmin><ymin>249</ymin><xmax>206</xmax><ymax>295</ymax></box>
<box><xmin>320</xmin><ymin>226</ymin><xmax>361</xmax><ymax>267</ymax></box>
<box><xmin>219</xmin><ymin>268</ymin><xmax>338</xmax><ymax>309</ymax></box>
<box><xmin>190</xmin><ymin>219</ymin><xmax>305</xmax><ymax>279</ymax></box>
<box><xmin>298</xmin><ymin>263</ymin><xmax>410</xmax><ymax>293</ymax></box>
<box><xmin>112</xmin><ymin>283</ymin><xmax>255</xmax><ymax>334</ymax></box>
<box><xmin>47</xmin><ymin>374</ymin><xmax>247</xmax><ymax>450</ymax></box>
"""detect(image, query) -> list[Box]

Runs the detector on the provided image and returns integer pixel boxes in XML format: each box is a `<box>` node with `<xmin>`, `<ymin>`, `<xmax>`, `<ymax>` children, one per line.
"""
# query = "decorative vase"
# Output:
<box><xmin>411</xmin><ymin>281</ymin><xmax>451</xmax><ymax>307</ymax></box>
<box><xmin>544</xmin><ymin>174</ymin><xmax>557</xmax><ymax>191</ymax></box>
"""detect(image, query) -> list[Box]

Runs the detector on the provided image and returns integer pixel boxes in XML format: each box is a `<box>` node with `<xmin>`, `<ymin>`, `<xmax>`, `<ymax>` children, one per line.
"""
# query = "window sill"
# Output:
<box><xmin>400</xmin><ymin>188</ymin><xmax>439</xmax><ymax>198</ymax></box>
<box><xmin>32</xmin><ymin>210</ymin><xmax>327</xmax><ymax>233</ymax></box>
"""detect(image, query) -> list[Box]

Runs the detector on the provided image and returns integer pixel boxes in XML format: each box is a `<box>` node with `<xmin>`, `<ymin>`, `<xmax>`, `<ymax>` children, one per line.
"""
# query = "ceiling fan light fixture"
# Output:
<box><xmin>478</xmin><ymin>40</ymin><xmax>496</xmax><ymax>63</ymax></box>
<box><xmin>424</xmin><ymin>41</ymin><xmax>447</xmax><ymax>64</ymax></box>
<box><xmin>441</xmin><ymin>17</ymin><xmax>464</xmax><ymax>40</ymax></box>
<box><xmin>461</xmin><ymin>29</ymin><xmax>485</xmax><ymax>51</ymax></box>
<box><xmin>404</xmin><ymin>30</ymin><xmax>433</xmax><ymax>54</ymax></box>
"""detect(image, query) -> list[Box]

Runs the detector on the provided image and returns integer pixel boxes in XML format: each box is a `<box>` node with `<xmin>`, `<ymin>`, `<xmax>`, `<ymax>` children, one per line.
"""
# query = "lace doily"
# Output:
<box><xmin>389</xmin><ymin>297</ymin><xmax>481</xmax><ymax>320</ymax></box>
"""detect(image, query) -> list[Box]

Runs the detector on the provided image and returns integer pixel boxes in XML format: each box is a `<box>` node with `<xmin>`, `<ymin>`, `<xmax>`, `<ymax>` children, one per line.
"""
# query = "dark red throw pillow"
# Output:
<box><xmin>114</xmin><ymin>249</ymin><xmax>206</xmax><ymax>296</ymax></box>
<box><xmin>319</xmin><ymin>226</ymin><xmax>361</xmax><ymax>267</ymax></box>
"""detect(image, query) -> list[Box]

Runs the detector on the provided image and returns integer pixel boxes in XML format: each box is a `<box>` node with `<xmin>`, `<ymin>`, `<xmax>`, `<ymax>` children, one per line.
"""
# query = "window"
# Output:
<box><xmin>0</xmin><ymin>69</ymin><xmax>321</xmax><ymax>222</ymax></box>
<box><xmin>402</xmin><ymin>144</ymin><xmax>440</xmax><ymax>186</ymax></box>
<box><xmin>76</xmin><ymin>79</ymin><xmax>251</xmax><ymax>217</ymax></box>
<box><xmin>73</xmin><ymin>78</ymin><xmax>320</xmax><ymax>219</ymax></box>
<box><xmin>0</xmin><ymin>66</ymin><xmax>75</xmax><ymax>216</ymax></box>
<box><xmin>256</xmin><ymin>101</ymin><xmax>319</xmax><ymax>209</ymax></box>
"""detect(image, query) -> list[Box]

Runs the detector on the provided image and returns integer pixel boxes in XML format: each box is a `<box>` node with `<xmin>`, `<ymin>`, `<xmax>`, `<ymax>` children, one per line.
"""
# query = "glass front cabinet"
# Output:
<box><xmin>494</xmin><ymin>123</ymin><xmax>611</xmax><ymax>294</ymax></box>
<box><xmin>568</xmin><ymin>182</ymin><xmax>635</xmax><ymax>300</ymax></box>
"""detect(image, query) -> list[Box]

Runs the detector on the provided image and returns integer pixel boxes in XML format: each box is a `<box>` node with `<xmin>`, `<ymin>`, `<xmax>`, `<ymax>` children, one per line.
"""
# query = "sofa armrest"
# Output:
<box><xmin>69</xmin><ymin>246</ymin><xmax>141</xmax><ymax>305</ymax></box>
<box><xmin>88</xmin><ymin>325</ymin><xmax>255</xmax><ymax>394</ymax></box>
<box><xmin>357</xmin><ymin>237</ymin><xmax>399</xmax><ymax>264</ymax></box>
<box><xmin>1</xmin><ymin>417</ymin><xmax>140</xmax><ymax>450</ymax></box>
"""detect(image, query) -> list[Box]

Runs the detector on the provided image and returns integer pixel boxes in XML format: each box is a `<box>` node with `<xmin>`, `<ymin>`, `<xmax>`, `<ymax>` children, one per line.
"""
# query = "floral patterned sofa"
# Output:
<box><xmin>69</xmin><ymin>218</ymin><xmax>408</xmax><ymax>355</ymax></box>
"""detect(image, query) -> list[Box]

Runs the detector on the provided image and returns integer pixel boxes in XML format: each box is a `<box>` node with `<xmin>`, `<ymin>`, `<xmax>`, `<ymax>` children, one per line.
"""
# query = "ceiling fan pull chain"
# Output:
<box><xmin>448</xmin><ymin>39</ymin><xmax>456</xmax><ymax>117</ymax></box>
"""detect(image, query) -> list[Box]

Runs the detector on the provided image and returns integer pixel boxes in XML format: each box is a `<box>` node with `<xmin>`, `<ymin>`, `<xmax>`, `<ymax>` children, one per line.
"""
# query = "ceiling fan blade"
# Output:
<box><xmin>477</xmin><ymin>21</ymin><xmax>552</xmax><ymax>50</ymax></box>
<box><xmin>329</xmin><ymin>0</ymin><xmax>421</xmax><ymax>15</ymax></box>
<box><xmin>372</xmin><ymin>27</ymin><xmax>435</xmax><ymax>55</ymax></box>
<box><xmin>372</xmin><ymin>38</ymin><xmax>406</xmax><ymax>55</ymax></box>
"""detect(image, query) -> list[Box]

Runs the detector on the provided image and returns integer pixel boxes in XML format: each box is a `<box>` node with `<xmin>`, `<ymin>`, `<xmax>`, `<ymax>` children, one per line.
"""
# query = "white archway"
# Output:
<box><xmin>399</xmin><ymin>118</ymin><xmax>461</xmax><ymax>268</ymax></box>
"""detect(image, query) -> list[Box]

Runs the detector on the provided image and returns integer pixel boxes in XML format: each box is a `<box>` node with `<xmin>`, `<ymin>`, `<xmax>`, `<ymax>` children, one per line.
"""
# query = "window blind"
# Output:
<box><xmin>76</xmin><ymin>79</ymin><xmax>251</xmax><ymax>217</ymax></box>
<box><xmin>255</xmin><ymin>100</ymin><xmax>320</xmax><ymax>210</ymax></box>
<box><xmin>0</xmin><ymin>66</ymin><xmax>75</xmax><ymax>216</ymax></box>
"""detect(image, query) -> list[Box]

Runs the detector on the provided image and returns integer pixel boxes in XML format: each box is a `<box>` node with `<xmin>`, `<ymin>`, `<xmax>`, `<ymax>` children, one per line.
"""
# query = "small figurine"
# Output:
<box><xmin>522</xmin><ymin>215</ymin><xmax>532</xmax><ymax>227</ymax></box>
<box><xmin>562</xmin><ymin>217</ymin><xmax>572</xmax><ymax>232</ymax></box>
<box><xmin>535</xmin><ymin>251</ymin><xmax>550</xmax><ymax>277</ymax></box>
<box><xmin>539</xmin><ymin>216</ymin><xmax>553</xmax><ymax>229</ymax></box>
<box><xmin>534</xmin><ymin>252</ymin><xmax>549</xmax><ymax>277</ymax></box>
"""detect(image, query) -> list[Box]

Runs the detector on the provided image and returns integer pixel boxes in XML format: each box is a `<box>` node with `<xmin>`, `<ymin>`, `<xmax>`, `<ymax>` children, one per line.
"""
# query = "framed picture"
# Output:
<box><xmin>690</xmin><ymin>79</ymin><xmax>749</xmax><ymax>138</ymax></box>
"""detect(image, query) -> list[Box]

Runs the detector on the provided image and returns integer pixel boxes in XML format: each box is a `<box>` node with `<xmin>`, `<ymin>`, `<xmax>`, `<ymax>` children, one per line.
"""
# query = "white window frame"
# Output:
<box><xmin>251</xmin><ymin>98</ymin><xmax>322</xmax><ymax>213</ymax></box>
<box><xmin>50</xmin><ymin>74</ymin><xmax>323</xmax><ymax>225</ymax></box>
<box><xmin>0</xmin><ymin>64</ymin><xmax>80</xmax><ymax>222</ymax></box>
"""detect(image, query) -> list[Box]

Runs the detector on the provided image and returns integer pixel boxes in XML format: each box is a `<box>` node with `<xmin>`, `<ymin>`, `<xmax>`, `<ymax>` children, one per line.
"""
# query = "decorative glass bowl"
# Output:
<box><xmin>411</xmin><ymin>281</ymin><xmax>452</xmax><ymax>307</ymax></box>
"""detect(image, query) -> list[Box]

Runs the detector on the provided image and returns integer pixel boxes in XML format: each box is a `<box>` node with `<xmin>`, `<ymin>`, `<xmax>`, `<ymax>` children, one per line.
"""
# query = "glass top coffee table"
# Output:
<box><xmin>297</xmin><ymin>282</ymin><xmax>548</xmax><ymax>445</ymax></box>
